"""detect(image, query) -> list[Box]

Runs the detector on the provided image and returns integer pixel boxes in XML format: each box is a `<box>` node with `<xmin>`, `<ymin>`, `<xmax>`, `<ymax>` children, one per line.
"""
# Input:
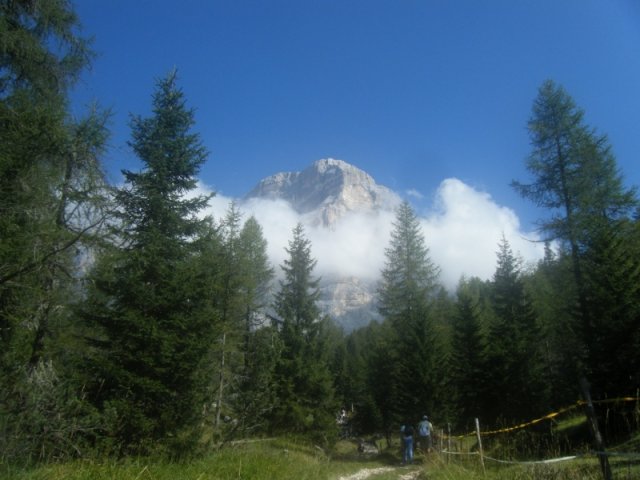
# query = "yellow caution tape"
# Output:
<box><xmin>449</xmin><ymin>396</ymin><xmax>639</xmax><ymax>439</ymax></box>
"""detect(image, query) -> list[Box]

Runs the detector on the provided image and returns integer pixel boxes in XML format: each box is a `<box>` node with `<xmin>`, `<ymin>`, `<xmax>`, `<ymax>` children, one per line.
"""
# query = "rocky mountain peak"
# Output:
<box><xmin>246</xmin><ymin>158</ymin><xmax>399</xmax><ymax>227</ymax></box>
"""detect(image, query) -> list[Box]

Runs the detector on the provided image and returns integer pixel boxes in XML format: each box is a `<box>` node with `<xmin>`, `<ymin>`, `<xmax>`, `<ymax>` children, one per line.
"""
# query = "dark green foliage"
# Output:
<box><xmin>336</xmin><ymin>323</ymin><xmax>385</xmax><ymax>436</ymax></box>
<box><xmin>0</xmin><ymin>361</ymin><xmax>102</xmax><ymax>463</ymax></box>
<box><xmin>378</xmin><ymin>202</ymin><xmax>440</xmax><ymax>324</ymax></box>
<box><xmin>271</xmin><ymin>224</ymin><xmax>338</xmax><ymax>444</ymax></box>
<box><xmin>365</xmin><ymin>321</ymin><xmax>400</xmax><ymax>437</ymax></box>
<box><xmin>525</xmin><ymin>247</ymin><xmax>580</xmax><ymax>408</ymax></box>
<box><xmin>512</xmin><ymin>80</ymin><xmax>637</xmax><ymax>249</ymax></box>
<box><xmin>0</xmin><ymin>0</ymin><xmax>91</xmax><ymax>99</ymax></box>
<box><xmin>233</xmin><ymin>325</ymin><xmax>281</xmax><ymax>435</ymax></box>
<box><xmin>483</xmin><ymin>237</ymin><xmax>545</xmax><ymax>425</ymax></box>
<box><xmin>237</xmin><ymin>216</ymin><xmax>274</xmax><ymax>347</ymax></box>
<box><xmin>449</xmin><ymin>277</ymin><xmax>489</xmax><ymax>430</ymax></box>
<box><xmin>3</xmin><ymin>6</ymin><xmax>640</xmax><ymax>460</ymax></box>
<box><xmin>581</xmin><ymin>221</ymin><xmax>640</xmax><ymax>397</ymax></box>
<box><xmin>79</xmin><ymin>72</ymin><xmax>216</xmax><ymax>456</ymax></box>
<box><xmin>513</xmin><ymin>79</ymin><xmax>639</xmax><ymax>399</ymax></box>
<box><xmin>0</xmin><ymin>0</ymin><xmax>111</xmax><ymax>462</ymax></box>
<box><xmin>209</xmin><ymin>207</ymin><xmax>275</xmax><ymax>438</ymax></box>
<box><xmin>376</xmin><ymin>201</ymin><xmax>443</xmax><ymax>425</ymax></box>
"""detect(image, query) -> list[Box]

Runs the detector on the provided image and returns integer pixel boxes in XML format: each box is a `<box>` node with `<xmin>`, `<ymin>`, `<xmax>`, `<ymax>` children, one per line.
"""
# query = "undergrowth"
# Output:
<box><xmin>2</xmin><ymin>425</ymin><xmax>639</xmax><ymax>480</ymax></box>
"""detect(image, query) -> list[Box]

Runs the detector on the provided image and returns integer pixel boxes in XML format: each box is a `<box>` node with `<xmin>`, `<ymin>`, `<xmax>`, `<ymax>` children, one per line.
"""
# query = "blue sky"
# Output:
<box><xmin>71</xmin><ymin>1</ymin><xmax>640</xmax><ymax>285</ymax></box>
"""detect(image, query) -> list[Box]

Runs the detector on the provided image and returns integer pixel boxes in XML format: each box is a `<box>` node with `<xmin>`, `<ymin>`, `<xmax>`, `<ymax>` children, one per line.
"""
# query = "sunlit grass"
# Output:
<box><xmin>2</xmin><ymin>438</ymin><xmax>390</xmax><ymax>480</ymax></box>
<box><xmin>3</xmin><ymin>433</ymin><xmax>638</xmax><ymax>480</ymax></box>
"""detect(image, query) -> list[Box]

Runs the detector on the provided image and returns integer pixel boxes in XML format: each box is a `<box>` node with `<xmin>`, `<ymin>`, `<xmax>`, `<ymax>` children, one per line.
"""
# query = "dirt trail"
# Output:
<box><xmin>337</xmin><ymin>466</ymin><xmax>421</xmax><ymax>480</ymax></box>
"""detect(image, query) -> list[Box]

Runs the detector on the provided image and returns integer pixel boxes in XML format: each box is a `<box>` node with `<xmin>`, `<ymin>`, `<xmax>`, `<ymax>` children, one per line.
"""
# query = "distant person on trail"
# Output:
<box><xmin>417</xmin><ymin>415</ymin><xmax>433</xmax><ymax>453</ymax></box>
<box><xmin>400</xmin><ymin>423</ymin><xmax>414</xmax><ymax>464</ymax></box>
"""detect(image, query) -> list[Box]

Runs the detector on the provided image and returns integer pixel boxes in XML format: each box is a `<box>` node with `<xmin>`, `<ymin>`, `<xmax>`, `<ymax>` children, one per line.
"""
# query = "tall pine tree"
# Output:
<box><xmin>80</xmin><ymin>72</ymin><xmax>215</xmax><ymax>456</ymax></box>
<box><xmin>450</xmin><ymin>277</ymin><xmax>488</xmax><ymax>430</ymax></box>
<box><xmin>271</xmin><ymin>223</ymin><xmax>337</xmax><ymax>443</ymax></box>
<box><xmin>483</xmin><ymin>237</ymin><xmax>543</xmax><ymax>425</ymax></box>
<box><xmin>377</xmin><ymin>201</ymin><xmax>442</xmax><ymax>424</ymax></box>
<box><xmin>512</xmin><ymin>80</ymin><xmax>638</xmax><ymax>396</ymax></box>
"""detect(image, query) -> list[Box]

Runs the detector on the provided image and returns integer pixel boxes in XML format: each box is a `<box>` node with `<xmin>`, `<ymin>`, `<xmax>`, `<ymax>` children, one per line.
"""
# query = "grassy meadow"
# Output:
<box><xmin>3</xmin><ymin>428</ymin><xmax>638</xmax><ymax>480</ymax></box>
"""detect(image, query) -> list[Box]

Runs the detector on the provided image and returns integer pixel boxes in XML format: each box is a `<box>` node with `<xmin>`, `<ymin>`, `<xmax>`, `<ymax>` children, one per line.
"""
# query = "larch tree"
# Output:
<box><xmin>0</xmin><ymin>0</ymin><xmax>111</xmax><ymax>460</ymax></box>
<box><xmin>208</xmin><ymin>207</ymin><xmax>276</xmax><ymax>437</ymax></box>
<box><xmin>237</xmin><ymin>216</ymin><xmax>274</xmax><ymax>354</ymax></box>
<box><xmin>209</xmin><ymin>203</ymin><xmax>245</xmax><ymax>432</ymax></box>
<box><xmin>512</xmin><ymin>80</ymin><xmax>638</xmax><ymax>396</ymax></box>
<box><xmin>79</xmin><ymin>72</ymin><xmax>216</xmax><ymax>456</ymax></box>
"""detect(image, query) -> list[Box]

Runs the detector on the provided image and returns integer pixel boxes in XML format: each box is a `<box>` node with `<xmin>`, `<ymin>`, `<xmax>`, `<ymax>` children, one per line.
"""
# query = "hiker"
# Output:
<box><xmin>400</xmin><ymin>423</ymin><xmax>414</xmax><ymax>464</ymax></box>
<box><xmin>417</xmin><ymin>415</ymin><xmax>433</xmax><ymax>453</ymax></box>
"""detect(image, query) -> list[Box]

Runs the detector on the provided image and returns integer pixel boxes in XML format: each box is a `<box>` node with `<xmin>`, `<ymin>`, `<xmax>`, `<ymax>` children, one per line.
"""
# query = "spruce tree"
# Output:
<box><xmin>450</xmin><ymin>277</ymin><xmax>488</xmax><ymax>430</ymax></box>
<box><xmin>377</xmin><ymin>201</ymin><xmax>442</xmax><ymax>423</ymax></box>
<box><xmin>340</xmin><ymin>323</ymin><xmax>387</xmax><ymax>436</ymax></box>
<box><xmin>483</xmin><ymin>237</ymin><xmax>543</xmax><ymax>424</ymax></box>
<box><xmin>525</xmin><ymin>245</ymin><xmax>582</xmax><ymax>408</ymax></box>
<box><xmin>581</xmin><ymin>221</ymin><xmax>640</xmax><ymax>396</ymax></box>
<box><xmin>271</xmin><ymin>223</ymin><xmax>337</xmax><ymax>442</ymax></box>
<box><xmin>80</xmin><ymin>72</ymin><xmax>215</xmax><ymax>456</ymax></box>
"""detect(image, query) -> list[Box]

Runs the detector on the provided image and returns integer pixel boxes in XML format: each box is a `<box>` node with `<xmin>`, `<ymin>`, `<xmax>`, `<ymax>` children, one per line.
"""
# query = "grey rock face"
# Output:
<box><xmin>246</xmin><ymin>158</ymin><xmax>399</xmax><ymax>228</ymax></box>
<box><xmin>246</xmin><ymin>158</ymin><xmax>398</xmax><ymax>331</ymax></box>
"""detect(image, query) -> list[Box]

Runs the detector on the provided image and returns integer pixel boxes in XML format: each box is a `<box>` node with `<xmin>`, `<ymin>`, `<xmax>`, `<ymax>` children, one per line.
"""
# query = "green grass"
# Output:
<box><xmin>0</xmin><ymin>438</ymin><xmax>392</xmax><ymax>480</ymax></box>
<box><xmin>2</xmin><ymin>434</ymin><xmax>638</xmax><ymax>480</ymax></box>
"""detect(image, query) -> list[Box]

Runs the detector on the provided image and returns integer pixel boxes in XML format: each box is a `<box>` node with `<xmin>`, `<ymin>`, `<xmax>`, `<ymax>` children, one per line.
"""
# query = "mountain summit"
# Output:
<box><xmin>246</xmin><ymin>158</ymin><xmax>400</xmax><ymax>227</ymax></box>
<box><xmin>245</xmin><ymin>158</ymin><xmax>400</xmax><ymax>331</ymax></box>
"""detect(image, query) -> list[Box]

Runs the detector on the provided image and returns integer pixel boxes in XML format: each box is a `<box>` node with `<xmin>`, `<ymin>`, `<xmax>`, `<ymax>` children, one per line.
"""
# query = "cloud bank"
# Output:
<box><xmin>200</xmin><ymin>178</ymin><xmax>544</xmax><ymax>291</ymax></box>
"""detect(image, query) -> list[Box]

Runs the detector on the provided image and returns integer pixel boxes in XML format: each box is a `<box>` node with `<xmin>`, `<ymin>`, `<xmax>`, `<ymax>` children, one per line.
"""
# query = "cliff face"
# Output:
<box><xmin>246</xmin><ymin>158</ymin><xmax>399</xmax><ymax>228</ymax></box>
<box><xmin>245</xmin><ymin>158</ymin><xmax>400</xmax><ymax>330</ymax></box>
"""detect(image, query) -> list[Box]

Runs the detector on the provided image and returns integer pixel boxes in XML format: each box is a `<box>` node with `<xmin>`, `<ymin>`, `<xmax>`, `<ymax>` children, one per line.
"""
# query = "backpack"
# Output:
<box><xmin>419</xmin><ymin>420</ymin><xmax>430</xmax><ymax>436</ymax></box>
<box><xmin>404</xmin><ymin>425</ymin><xmax>414</xmax><ymax>437</ymax></box>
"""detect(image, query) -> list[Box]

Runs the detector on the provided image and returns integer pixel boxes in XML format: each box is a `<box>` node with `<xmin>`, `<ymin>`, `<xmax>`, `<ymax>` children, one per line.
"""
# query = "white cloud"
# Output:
<box><xmin>197</xmin><ymin>178</ymin><xmax>545</xmax><ymax>291</ymax></box>
<box><xmin>305</xmin><ymin>209</ymin><xmax>396</xmax><ymax>281</ymax></box>
<box><xmin>406</xmin><ymin>188</ymin><xmax>424</xmax><ymax>200</ymax></box>
<box><xmin>422</xmin><ymin>178</ymin><xmax>544</xmax><ymax>289</ymax></box>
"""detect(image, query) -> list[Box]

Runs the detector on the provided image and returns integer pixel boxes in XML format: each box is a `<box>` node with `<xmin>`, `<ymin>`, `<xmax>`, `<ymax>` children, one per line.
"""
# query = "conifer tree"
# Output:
<box><xmin>377</xmin><ymin>201</ymin><xmax>442</xmax><ymax>422</ymax></box>
<box><xmin>80</xmin><ymin>72</ymin><xmax>215</xmax><ymax>456</ymax></box>
<box><xmin>525</xmin><ymin>247</ymin><xmax>578</xmax><ymax>408</ymax></box>
<box><xmin>209</xmin><ymin>203</ymin><xmax>245</xmax><ymax>431</ymax></box>
<box><xmin>365</xmin><ymin>320</ymin><xmax>400</xmax><ymax>438</ymax></box>
<box><xmin>581</xmin><ymin>221</ymin><xmax>640</xmax><ymax>396</ymax></box>
<box><xmin>513</xmin><ymin>80</ymin><xmax>638</xmax><ymax>395</ymax></box>
<box><xmin>237</xmin><ymin>216</ymin><xmax>274</xmax><ymax>355</ymax></box>
<box><xmin>483</xmin><ymin>237</ymin><xmax>543</xmax><ymax>424</ymax></box>
<box><xmin>450</xmin><ymin>277</ymin><xmax>488</xmax><ymax>429</ymax></box>
<box><xmin>220</xmin><ymin>212</ymin><xmax>275</xmax><ymax>436</ymax></box>
<box><xmin>339</xmin><ymin>323</ymin><xmax>386</xmax><ymax>436</ymax></box>
<box><xmin>271</xmin><ymin>223</ymin><xmax>337</xmax><ymax>442</ymax></box>
<box><xmin>0</xmin><ymin>0</ymin><xmax>111</xmax><ymax>460</ymax></box>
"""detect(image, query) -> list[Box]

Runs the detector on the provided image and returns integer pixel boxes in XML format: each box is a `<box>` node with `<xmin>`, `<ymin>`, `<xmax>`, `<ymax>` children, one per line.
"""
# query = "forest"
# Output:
<box><xmin>1</xmin><ymin>0</ymin><xmax>639</xmax><ymax>468</ymax></box>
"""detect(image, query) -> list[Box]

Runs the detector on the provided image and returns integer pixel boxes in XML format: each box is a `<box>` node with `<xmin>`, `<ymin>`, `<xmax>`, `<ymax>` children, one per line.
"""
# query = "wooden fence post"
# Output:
<box><xmin>580</xmin><ymin>377</ymin><xmax>613</xmax><ymax>480</ymax></box>
<box><xmin>475</xmin><ymin>418</ymin><xmax>486</xmax><ymax>476</ymax></box>
<box><xmin>447</xmin><ymin>423</ymin><xmax>451</xmax><ymax>464</ymax></box>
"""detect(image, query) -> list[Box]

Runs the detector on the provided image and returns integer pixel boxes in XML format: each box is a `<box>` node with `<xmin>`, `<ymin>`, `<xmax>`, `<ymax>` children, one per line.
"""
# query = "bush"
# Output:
<box><xmin>0</xmin><ymin>361</ymin><xmax>103</xmax><ymax>464</ymax></box>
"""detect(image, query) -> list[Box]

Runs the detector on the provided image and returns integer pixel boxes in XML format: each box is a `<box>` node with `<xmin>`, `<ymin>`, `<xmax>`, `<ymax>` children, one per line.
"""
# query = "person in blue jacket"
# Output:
<box><xmin>400</xmin><ymin>423</ymin><xmax>414</xmax><ymax>464</ymax></box>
